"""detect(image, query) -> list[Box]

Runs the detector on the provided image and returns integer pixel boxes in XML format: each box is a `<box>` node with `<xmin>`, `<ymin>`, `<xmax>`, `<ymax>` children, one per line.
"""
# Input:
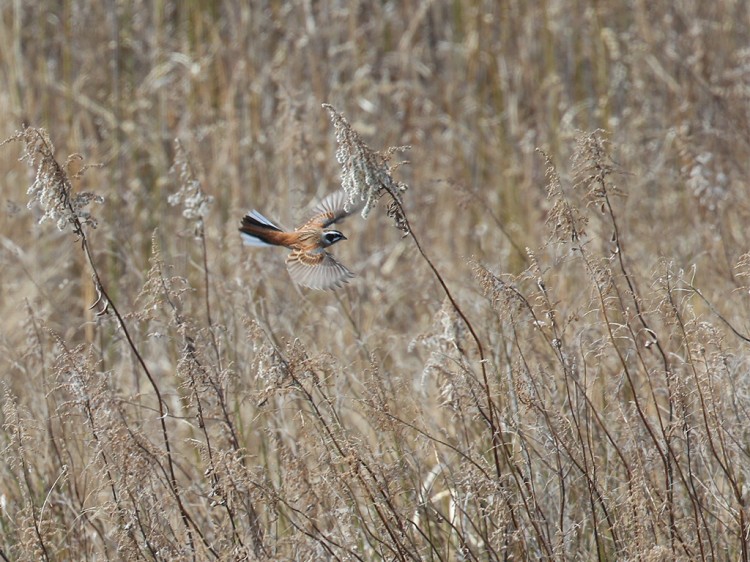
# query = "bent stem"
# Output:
<box><xmin>379</xmin><ymin>180</ymin><xmax>505</xmax><ymax>478</ymax></box>
<box><xmin>29</xmin><ymin>129</ymin><xmax>217</xmax><ymax>559</ymax></box>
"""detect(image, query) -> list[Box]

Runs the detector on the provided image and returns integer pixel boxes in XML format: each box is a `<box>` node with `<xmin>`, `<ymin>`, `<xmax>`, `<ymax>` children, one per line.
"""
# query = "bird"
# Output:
<box><xmin>239</xmin><ymin>191</ymin><xmax>361</xmax><ymax>290</ymax></box>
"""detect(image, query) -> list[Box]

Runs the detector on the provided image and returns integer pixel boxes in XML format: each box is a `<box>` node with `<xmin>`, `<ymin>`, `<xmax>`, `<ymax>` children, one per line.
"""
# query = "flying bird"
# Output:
<box><xmin>239</xmin><ymin>191</ymin><xmax>361</xmax><ymax>290</ymax></box>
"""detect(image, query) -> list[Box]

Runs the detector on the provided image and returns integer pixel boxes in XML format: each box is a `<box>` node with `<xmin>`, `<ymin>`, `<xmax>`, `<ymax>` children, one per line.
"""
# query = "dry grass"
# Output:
<box><xmin>1</xmin><ymin>1</ymin><xmax>750</xmax><ymax>560</ymax></box>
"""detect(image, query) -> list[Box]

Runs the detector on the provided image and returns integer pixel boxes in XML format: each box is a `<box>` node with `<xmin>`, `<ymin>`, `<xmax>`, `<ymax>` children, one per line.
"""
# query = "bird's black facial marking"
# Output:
<box><xmin>322</xmin><ymin>230</ymin><xmax>346</xmax><ymax>246</ymax></box>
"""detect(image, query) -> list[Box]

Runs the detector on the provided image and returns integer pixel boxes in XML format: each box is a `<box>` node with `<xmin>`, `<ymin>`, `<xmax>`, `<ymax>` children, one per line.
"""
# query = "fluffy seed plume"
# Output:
<box><xmin>4</xmin><ymin>127</ymin><xmax>103</xmax><ymax>232</ymax></box>
<box><xmin>168</xmin><ymin>139</ymin><xmax>214</xmax><ymax>222</ymax></box>
<box><xmin>323</xmin><ymin>103</ymin><xmax>410</xmax><ymax>231</ymax></box>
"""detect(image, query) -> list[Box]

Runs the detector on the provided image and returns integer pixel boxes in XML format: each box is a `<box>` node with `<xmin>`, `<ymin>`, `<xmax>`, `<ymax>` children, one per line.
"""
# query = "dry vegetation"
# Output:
<box><xmin>1</xmin><ymin>1</ymin><xmax>750</xmax><ymax>560</ymax></box>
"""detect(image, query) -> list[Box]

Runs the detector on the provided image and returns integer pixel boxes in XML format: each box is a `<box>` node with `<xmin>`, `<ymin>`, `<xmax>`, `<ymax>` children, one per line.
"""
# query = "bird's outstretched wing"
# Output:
<box><xmin>286</xmin><ymin>249</ymin><xmax>354</xmax><ymax>290</ymax></box>
<box><xmin>303</xmin><ymin>191</ymin><xmax>364</xmax><ymax>229</ymax></box>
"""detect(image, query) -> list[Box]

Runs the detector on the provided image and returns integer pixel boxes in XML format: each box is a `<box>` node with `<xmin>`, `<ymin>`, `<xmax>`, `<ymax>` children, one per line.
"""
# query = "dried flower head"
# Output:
<box><xmin>571</xmin><ymin>129</ymin><xmax>624</xmax><ymax>204</ymax></box>
<box><xmin>322</xmin><ymin>103</ymin><xmax>409</xmax><ymax>231</ymax></box>
<box><xmin>683</xmin><ymin>150</ymin><xmax>729</xmax><ymax>212</ymax></box>
<box><xmin>4</xmin><ymin>127</ymin><xmax>103</xmax><ymax>231</ymax></box>
<box><xmin>472</xmin><ymin>260</ymin><xmax>527</xmax><ymax>319</ymax></box>
<box><xmin>168</xmin><ymin>139</ymin><xmax>214</xmax><ymax>221</ymax></box>
<box><xmin>538</xmin><ymin>147</ymin><xmax>587</xmax><ymax>243</ymax></box>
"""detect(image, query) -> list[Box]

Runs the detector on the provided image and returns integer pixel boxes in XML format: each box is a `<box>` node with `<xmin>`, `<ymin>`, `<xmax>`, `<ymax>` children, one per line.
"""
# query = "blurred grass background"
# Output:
<box><xmin>1</xmin><ymin>1</ymin><xmax>749</xmax><ymax>560</ymax></box>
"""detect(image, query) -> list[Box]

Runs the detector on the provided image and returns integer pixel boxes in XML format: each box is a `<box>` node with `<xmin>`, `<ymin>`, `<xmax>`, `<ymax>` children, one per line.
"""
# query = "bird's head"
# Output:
<box><xmin>321</xmin><ymin>230</ymin><xmax>347</xmax><ymax>247</ymax></box>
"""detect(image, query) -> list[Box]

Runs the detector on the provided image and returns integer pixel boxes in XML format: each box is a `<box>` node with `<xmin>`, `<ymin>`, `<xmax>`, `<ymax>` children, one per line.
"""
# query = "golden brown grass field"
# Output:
<box><xmin>1</xmin><ymin>1</ymin><xmax>750</xmax><ymax>560</ymax></box>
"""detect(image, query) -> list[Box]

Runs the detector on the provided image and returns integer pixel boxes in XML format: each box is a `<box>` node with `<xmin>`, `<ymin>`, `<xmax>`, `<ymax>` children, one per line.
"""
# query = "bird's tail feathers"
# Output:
<box><xmin>240</xmin><ymin>211</ymin><xmax>284</xmax><ymax>247</ymax></box>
